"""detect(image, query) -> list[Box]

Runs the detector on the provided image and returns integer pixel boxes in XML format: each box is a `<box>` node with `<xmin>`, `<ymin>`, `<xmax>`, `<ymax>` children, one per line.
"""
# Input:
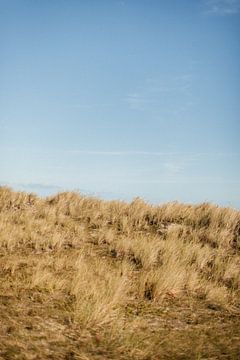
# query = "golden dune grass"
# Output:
<box><xmin>0</xmin><ymin>187</ymin><xmax>239</xmax><ymax>359</ymax></box>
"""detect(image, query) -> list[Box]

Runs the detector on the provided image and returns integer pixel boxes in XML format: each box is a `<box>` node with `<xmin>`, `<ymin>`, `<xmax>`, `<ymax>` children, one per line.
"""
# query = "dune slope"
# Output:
<box><xmin>0</xmin><ymin>187</ymin><xmax>240</xmax><ymax>359</ymax></box>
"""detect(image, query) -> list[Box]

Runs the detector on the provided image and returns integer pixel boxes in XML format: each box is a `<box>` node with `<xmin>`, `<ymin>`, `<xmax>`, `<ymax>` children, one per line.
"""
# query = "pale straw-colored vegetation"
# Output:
<box><xmin>0</xmin><ymin>187</ymin><xmax>239</xmax><ymax>359</ymax></box>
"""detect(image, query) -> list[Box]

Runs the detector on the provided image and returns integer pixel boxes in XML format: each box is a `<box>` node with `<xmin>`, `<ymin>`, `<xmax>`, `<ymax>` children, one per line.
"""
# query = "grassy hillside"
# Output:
<box><xmin>0</xmin><ymin>187</ymin><xmax>239</xmax><ymax>359</ymax></box>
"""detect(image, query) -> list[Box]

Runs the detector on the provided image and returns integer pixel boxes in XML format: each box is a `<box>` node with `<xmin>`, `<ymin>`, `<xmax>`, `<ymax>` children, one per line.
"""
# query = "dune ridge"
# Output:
<box><xmin>0</xmin><ymin>187</ymin><xmax>239</xmax><ymax>359</ymax></box>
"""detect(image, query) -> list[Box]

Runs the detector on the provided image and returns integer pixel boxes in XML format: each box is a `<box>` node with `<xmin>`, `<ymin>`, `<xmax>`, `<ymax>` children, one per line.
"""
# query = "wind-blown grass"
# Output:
<box><xmin>0</xmin><ymin>187</ymin><xmax>239</xmax><ymax>359</ymax></box>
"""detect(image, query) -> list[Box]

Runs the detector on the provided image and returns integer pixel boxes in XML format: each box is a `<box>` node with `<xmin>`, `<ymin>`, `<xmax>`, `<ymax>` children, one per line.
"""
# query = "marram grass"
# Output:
<box><xmin>0</xmin><ymin>187</ymin><xmax>239</xmax><ymax>359</ymax></box>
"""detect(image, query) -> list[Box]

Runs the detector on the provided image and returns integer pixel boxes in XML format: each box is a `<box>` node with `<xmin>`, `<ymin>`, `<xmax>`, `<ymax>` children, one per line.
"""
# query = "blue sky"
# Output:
<box><xmin>0</xmin><ymin>0</ymin><xmax>239</xmax><ymax>207</ymax></box>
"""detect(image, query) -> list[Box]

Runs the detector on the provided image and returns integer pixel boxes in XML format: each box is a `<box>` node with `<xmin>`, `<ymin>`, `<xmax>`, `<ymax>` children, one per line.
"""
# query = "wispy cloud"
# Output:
<box><xmin>67</xmin><ymin>103</ymin><xmax>113</xmax><ymax>109</ymax></box>
<box><xmin>0</xmin><ymin>181</ymin><xmax>63</xmax><ymax>194</ymax></box>
<box><xmin>119</xmin><ymin>178</ymin><xmax>240</xmax><ymax>184</ymax></box>
<box><xmin>163</xmin><ymin>162</ymin><xmax>185</xmax><ymax>174</ymax></box>
<box><xmin>145</xmin><ymin>74</ymin><xmax>194</xmax><ymax>94</ymax></box>
<box><xmin>66</xmin><ymin>149</ymin><xmax>175</xmax><ymax>156</ymax></box>
<box><xmin>40</xmin><ymin>148</ymin><xmax>240</xmax><ymax>159</ymax></box>
<box><xmin>0</xmin><ymin>181</ymin><xmax>100</xmax><ymax>197</ymax></box>
<box><xmin>204</xmin><ymin>0</ymin><xmax>240</xmax><ymax>15</ymax></box>
<box><xmin>124</xmin><ymin>93</ymin><xmax>156</xmax><ymax>111</ymax></box>
<box><xmin>124</xmin><ymin>73</ymin><xmax>195</xmax><ymax>113</ymax></box>
<box><xmin>2</xmin><ymin>145</ymin><xmax>239</xmax><ymax>159</ymax></box>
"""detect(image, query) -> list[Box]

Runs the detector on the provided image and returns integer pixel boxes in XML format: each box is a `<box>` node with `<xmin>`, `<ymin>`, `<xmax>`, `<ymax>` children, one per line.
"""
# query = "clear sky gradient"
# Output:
<box><xmin>0</xmin><ymin>0</ymin><xmax>239</xmax><ymax>207</ymax></box>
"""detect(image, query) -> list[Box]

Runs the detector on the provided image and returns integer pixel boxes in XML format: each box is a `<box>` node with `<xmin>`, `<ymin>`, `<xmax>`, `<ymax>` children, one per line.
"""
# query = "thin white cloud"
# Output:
<box><xmin>67</xmin><ymin>103</ymin><xmax>113</xmax><ymax>109</ymax></box>
<box><xmin>115</xmin><ymin>178</ymin><xmax>240</xmax><ymax>184</ymax></box>
<box><xmin>124</xmin><ymin>93</ymin><xmax>156</xmax><ymax>110</ymax></box>
<box><xmin>1</xmin><ymin>146</ymin><xmax>239</xmax><ymax>159</ymax></box>
<box><xmin>204</xmin><ymin>0</ymin><xmax>240</xmax><ymax>15</ymax></box>
<box><xmin>164</xmin><ymin>162</ymin><xmax>185</xmax><ymax>174</ymax></box>
<box><xmin>67</xmin><ymin>150</ymin><xmax>174</xmax><ymax>156</ymax></box>
<box><xmin>0</xmin><ymin>181</ymin><xmax>62</xmax><ymax>192</ymax></box>
<box><xmin>125</xmin><ymin>73</ymin><xmax>195</xmax><ymax>112</ymax></box>
<box><xmin>51</xmin><ymin>149</ymin><xmax>240</xmax><ymax>159</ymax></box>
